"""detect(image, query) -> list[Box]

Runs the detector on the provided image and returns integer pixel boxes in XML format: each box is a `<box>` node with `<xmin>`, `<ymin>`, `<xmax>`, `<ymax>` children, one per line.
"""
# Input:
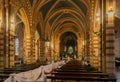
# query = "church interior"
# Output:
<box><xmin>0</xmin><ymin>0</ymin><xmax>120</xmax><ymax>82</ymax></box>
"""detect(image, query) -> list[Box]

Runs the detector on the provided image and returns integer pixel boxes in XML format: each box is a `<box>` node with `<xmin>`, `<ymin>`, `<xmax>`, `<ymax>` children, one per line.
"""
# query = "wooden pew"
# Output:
<box><xmin>56</xmin><ymin>68</ymin><xmax>101</xmax><ymax>73</ymax></box>
<box><xmin>47</xmin><ymin>60</ymin><xmax>116</xmax><ymax>82</ymax></box>
<box><xmin>52</xmin><ymin>72</ymin><xmax>109</xmax><ymax>78</ymax></box>
<box><xmin>47</xmin><ymin>75</ymin><xmax>116</xmax><ymax>82</ymax></box>
<box><xmin>0</xmin><ymin>74</ymin><xmax>10</xmax><ymax>82</ymax></box>
<box><xmin>60</xmin><ymin>60</ymin><xmax>97</xmax><ymax>71</ymax></box>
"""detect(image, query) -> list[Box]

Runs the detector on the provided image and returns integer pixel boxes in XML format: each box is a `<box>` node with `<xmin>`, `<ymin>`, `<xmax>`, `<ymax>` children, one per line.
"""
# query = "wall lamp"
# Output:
<box><xmin>93</xmin><ymin>31</ymin><xmax>100</xmax><ymax>36</ymax></box>
<box><xmin>45</xmin><ymin>38</ymin><xmax>50</xmax><ymax>47</ymax></box>
<box><xmin>11</xmin><ymin>19</ymin><xmax>14</xmax><ymax>27</ymax></box>
<box><xmin>108</xmin><ymin>7</ymin><xmax>114</xmax><ymax>17</ymax></box>
<box><xmin>96</xmin><ymin>13</ymin><xmax>100</xmax><ymax>22</ymax></box>
<box><xmin>0</xmin><ymin>19</ymin><xmax>2</xmax><ymax>26</ymax></box>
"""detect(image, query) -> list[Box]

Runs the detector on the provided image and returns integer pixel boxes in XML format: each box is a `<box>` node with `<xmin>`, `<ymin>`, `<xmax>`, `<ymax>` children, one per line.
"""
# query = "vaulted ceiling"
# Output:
<box><xmin>36</xmin><ymin>0</ymin><xmax>92</xmax><ymax>38</ymax></box>
<box><xmin>10</xmin><ymin>0</ymin><xmax>96</xmax><ymax>39</ymax></box>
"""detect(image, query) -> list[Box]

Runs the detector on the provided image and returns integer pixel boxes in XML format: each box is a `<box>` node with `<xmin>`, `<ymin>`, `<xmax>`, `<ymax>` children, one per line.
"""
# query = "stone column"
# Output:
<box><xmin>0</xmin><ymin>0</ymin><xmax>5</xmax><ymax>69</ymax></box>
<box><xmin>40</xmin><ymin>40</ymin><xmax>45</xmax><ymax>61</ymax></box>
<box><xmin>77</xmin><ymin>38</ymin><xmax>83</xmax><ymax>58</ymax></box>
<box><xmin>92</xmin><ymin>33</ymin><xmax>100</xmax><ymax>70</ymax></box>
<box><xmin>53</xmin><ymin>38</ymin><xmax>60</xmax><ymax>61</ymax></box>
<box><xmin>106</xmin><ymin>13</ymin><xmax>115</xmax><ymax>73</ymax></box>
<box><xmin>28</xmin><ymin>34</ymin><xmax>36</xmax><ymax>63</ymax></box>
<box><xmin>100</xmin><ymin>0</ymin><xmax>107</xmax><ymax>73</ymax></box>
<box><xmin>5</xmin><ymin>0</ymin><xmax>10</xmax><ymax>68</ymax></box>
<box><xmin>105</xmin><ymin>0</ymin><xmax>115</xmax><ymax>73</ymax></box>
<box><xmin>4</xmin><ymin>0</ymin><xmax>15</xmax><ymax>68</ymax></box>
<box><xmin>24</xmin><ymin>36</ymin><xmax>31</xmax><ymax>64</ymax></box>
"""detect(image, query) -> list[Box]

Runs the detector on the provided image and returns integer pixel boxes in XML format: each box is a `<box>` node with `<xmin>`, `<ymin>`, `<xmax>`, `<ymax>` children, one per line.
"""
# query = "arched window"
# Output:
<box><xmin>68</xmin><ymin>46</ymin><xmax>73</xmax><ymax>54</ymax></box>
<box><xmin>15</xmin><ymin>38</ymin><xmax>19</xmax><ymax>56</ymax></box>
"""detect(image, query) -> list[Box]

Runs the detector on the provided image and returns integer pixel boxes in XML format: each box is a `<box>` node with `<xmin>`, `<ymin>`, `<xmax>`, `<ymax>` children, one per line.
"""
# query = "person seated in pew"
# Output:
<box><xmin>86</xmin><ymin>62</ymin><xmax>98</xmax><ymax>71</ymax></box>
<box><xmin>87</xmin><ymin>61</ymin><xmax>91</xmax><ymax>67</ymax></box>
<box><xmin>36</xmin><ymin>58</ymin><xmax>40</xmax><ymax>63</ymax></box>
<box><xmin>86</xmin><ymin>61</ymin><xmax>95</xmax><ymax>71</ymax></box>
<box><xmin>84</xmin><ymin>60</ymin><xmax>91</xmax><ymax>66</ymax></box>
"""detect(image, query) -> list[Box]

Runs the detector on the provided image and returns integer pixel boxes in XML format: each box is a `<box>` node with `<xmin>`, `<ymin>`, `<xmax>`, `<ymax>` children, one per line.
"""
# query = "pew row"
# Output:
<box><xmin>47</xmin><ymin>75</ymin><xmax>116</xmax><ymax>82</ymax></box>
<box><xmin>52</xmin><ymin>72</ymin><xmax>109</xmax><ymax>78</ymax></box>
<box><xmin>47</xmin><ymin>59</ymin><xmax>116</xmax><ymax>82</ymax></box>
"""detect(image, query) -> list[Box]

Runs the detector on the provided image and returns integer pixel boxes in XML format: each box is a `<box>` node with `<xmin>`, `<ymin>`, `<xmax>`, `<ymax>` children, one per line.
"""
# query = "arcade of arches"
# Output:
<box><xmin>0</xmin><ymin>0</ymin><xmax>120</xmax><ymax>74</ymax></box>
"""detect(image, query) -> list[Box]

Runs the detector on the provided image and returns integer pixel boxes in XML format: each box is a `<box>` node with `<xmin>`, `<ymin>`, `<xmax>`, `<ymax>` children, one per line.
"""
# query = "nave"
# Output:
<box><xmin>1</xmin><ymin>0</ymin><xmax>120</xmax><ymax>82</ymax></box>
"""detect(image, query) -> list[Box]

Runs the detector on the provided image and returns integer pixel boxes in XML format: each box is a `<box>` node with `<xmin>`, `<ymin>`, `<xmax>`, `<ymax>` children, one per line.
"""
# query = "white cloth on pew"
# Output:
<box><xmin>4</xmin><ymin>60</ymin><xmax>65</xmax><ymax>82</ymax></box>
<box><xmin>4</xmin><ymin>66</ymin><xmax>43</xmax><ymax>82</ymax></box>
<box><xmin>4</xmin><ymin>74</ymin><xmax>15</xmax><ymax>82</ymax></box>
<box><xmin>36</xmin><ymin>64</ymin><xmax>53</xmax><ymax>82</ymax></box>
<box><xmin>36</xmin><ymin>70</ymin><xmax>45</xmax><ymax>82</ymax></box>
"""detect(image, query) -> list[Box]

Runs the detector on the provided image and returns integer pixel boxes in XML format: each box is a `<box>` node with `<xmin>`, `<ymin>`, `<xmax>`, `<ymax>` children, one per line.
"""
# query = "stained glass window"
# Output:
<box><xmin>15</xmin><ymin>38</ymin><xmax>19</xmax><ymax>55</ymax></box>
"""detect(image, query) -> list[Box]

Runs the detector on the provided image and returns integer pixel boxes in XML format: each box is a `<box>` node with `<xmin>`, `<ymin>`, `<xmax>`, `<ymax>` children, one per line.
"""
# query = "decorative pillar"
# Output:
<box><xmin>45</xmin><ymin>39</ymin><xmax>50</xmax><ymax>61</ymax></box>
<box><xmin>105</xmin><ymin>0</ymin><xmax>115</xmax><ymax>73</ymax></box>
<box><xmin>35</xmin><ymin>39</ymin><xmax>40</xmax><ymax>61</ymax></box>
<box><xmin>30</xmin><ymin>36</ymin><xmax>36</xmax><ymax>63</ymax></box>
<box><xmin>50</xmin><ymin>39</ymin><xmax>54</xmax><ymax>61</ymax></box>
<box><xmin>100</xmin><ymin>0</ymin><xmax>107</xmax><ymax>72</ymax></box>
<box><xmin>40</xmin><ymin>39</ymin><xmax>45</xmax><ymax>61</ymax></box>
<box><xmin>24</xmin><ymin>36</ymin><xmax>31</xmax><ymax>64</ymax></box>
<box><xmin>5</xmin><ymin>0</ymin><xmax>10</xmax><ymax>68</ymax></box>
<box><xmin>89</xmin><ymin>32</ymin><xmax>94</xmax><ymax>65</ymax></box>
<box><xmin>0</xmin><ymin>0</ymin><xmax>5</xmax><ymax>69</ymax></box>
<box><xmin>92</xmin><ymin>33</ymin><xmax>100</xmax><ymax>70</ymax></box>
<box><xmin>0</xmin><ymin>23</ymin><xmax>5</xmax><ymax>69</ymax></box>
<box><xmin>9</xmin><ymin>18</ymin><xmax>15</xmax><ymax>68</ymax></box>
<box><xmin>54</xmin><ymin>37</ymin><xmax>60</xmax><ymax>60</ymax></box>
<box><xmin>77</xmin><ymin>38</ymin><xmax>83</xmax><ymax>58</ymax></box>
<box><xmin>4</xmin><ymin>0</ymin><xmax>15</xmax><ymax>68</ymax></box>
